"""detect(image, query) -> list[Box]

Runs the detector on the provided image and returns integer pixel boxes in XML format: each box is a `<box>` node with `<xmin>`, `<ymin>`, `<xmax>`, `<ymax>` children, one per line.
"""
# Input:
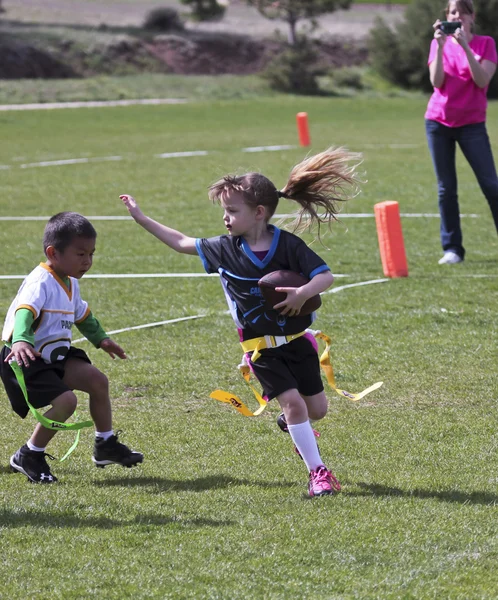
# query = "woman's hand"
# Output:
<box><xmin>453</xmin><ymin>26</ymin><xmax>469</xmax><ymax>50</ymax></box>
<box><xmin>433</xmin><ymin>20</ymin><xmax>447</xmax><ymax>48</ymax></box>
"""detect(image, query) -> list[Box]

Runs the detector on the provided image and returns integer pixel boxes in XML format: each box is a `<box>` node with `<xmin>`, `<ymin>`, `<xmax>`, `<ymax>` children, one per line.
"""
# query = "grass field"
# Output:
<box><xmin>0</xmin><ymin>95</ymin><xmax>497</xmax><ymax>599</ymax></box>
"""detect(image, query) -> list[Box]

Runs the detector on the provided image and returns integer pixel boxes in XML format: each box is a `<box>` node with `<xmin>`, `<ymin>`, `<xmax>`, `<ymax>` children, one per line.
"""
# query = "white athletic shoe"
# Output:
<box><xmin>438</xmin><ymin>251</ymin><xmax>463</xmax><ymax>265</ymax></box>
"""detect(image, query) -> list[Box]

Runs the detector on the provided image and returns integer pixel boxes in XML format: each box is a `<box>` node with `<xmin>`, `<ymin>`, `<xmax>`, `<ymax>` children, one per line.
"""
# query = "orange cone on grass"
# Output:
<box><xmin>374</xmin><ymin>201</ymin><xmax>408</xmax><ymax>278</ymax></box>
<box><xmin>296</xmin><ymin>112</ymin><xmax>310</xmax><ymax>146</ymax></box>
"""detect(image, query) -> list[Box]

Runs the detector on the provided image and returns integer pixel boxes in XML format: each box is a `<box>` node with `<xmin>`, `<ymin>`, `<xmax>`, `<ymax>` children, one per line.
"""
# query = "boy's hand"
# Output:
<box><xmin>5</xmin><ymin>342</ymin><xmax>41</xmax><ymax>367</ymax></box>
<box><xmin>99</xmin><ymin>338</ymin><xmax>127</xmax><ymax>360</ymax></box>
<box><xmin>120</xmin><ymin>194</ymin><xmax>145</xmax><ymax>223</ymax></box>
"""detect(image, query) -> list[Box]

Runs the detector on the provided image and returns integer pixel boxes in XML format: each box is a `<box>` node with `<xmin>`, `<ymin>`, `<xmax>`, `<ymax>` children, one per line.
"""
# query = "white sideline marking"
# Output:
<box><xmin>0</xmin><ymin>214</ymin><xmax>481</xmax><ymax>221</ymax></box>
<box><xmin>0</xmin><ymin>99</ymin><xmax>187</xmax><ymax>111</ymax></box>
<box><xmin>0</xmin><ymin>216</ymin><xmax>132</xmax><ymax>221</ymax></box>
<box><xmin>72</xmin><ymin>314</ymin><xmax>205</xmax><ymax>343</ymax></box>
<box><xmin>20</xmin><ymin>156</ymin><xmax>123</xmax><ymax>169</ymax></box>
<box><xmin>275</xmin><ymin>213</ymin><xmax>480</xmax><ymax>218</ymax></box>
<box><xmin>0</xmin><ymin>272</ymin><xmax>350</xmax><ymax>280</ymax></box>
<box><xmin>156</xmin><ymin>150</ymin><xmax>209</xmax><ymax>159</ymax></box>
<box><xmin>324</xmin><ymin>279</ymin><xmax>390</xmax><ymax>295</ymax></box>
<box><xmin>242</xmin><ymin>145</ymin><xmax>296</xmax><ymax>152</ymax></box>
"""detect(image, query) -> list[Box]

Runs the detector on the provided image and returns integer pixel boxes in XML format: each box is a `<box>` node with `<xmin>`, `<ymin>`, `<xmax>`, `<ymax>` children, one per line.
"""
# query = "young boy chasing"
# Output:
<box><xmin>0</xmin><ymin>212</ymin><xmax>143</xmax><ymax>483</ymax></box>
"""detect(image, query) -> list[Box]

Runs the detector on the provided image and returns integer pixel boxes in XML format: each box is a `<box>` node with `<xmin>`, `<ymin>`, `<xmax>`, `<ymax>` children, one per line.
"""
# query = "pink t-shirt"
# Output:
<box><xmin>425</xmin><ymin>35</ymin><xmax>497</xmax><ymax>128</ymax></box>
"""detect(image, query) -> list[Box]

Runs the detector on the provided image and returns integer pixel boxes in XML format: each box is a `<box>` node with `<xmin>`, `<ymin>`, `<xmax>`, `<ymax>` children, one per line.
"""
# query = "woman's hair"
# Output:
<box><xmin>208</xmin><ymin>147</ymin><xmax>362</xmax><ymax>237</ymax></box>
<box><xmin>43</xmin><ymin>212</ymin><xmax>97</xmax><ymax>253</ymax></box>
<box><xmin>446</xmin><ymin>0</ymin><xmax>474</xmax><ymax>15</ymax></box>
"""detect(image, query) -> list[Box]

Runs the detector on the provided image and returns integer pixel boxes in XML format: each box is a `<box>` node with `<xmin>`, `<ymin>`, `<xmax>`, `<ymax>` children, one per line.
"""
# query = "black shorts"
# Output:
<box><xmin>0</xmin><ymin>345</ymin><xmax>91</xmax><ymax>419</ymax></box>
<box><xmin>247</xmin><ymin>336</ymin><xmax>324</xmax><ymax>401</ymax></box>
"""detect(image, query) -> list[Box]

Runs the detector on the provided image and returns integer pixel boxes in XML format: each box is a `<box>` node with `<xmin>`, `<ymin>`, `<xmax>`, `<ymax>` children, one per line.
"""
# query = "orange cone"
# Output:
<box><xmin>296</xmin><ymin>112</ymin><xmax>310</xmax><ymax>146</ymax></box>
<box><xmin>374</xmin><ymin>201</ymin><xmax>408</xmax><ymax>278</ymax></box>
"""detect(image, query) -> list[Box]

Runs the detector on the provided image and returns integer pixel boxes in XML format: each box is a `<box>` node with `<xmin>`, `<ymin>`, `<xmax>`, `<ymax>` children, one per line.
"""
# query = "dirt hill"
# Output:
<box><xmin>0</xmin><ymin>1</ymin><xmax>405</xmax><ymax>79</ymax></box>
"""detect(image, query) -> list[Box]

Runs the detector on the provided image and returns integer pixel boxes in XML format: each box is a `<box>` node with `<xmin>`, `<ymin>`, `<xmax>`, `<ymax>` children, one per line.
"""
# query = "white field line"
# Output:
<box><xmin>323</xmin><ymin>278</ymin><xmax>390</xmax><ymax>295</ymax></box>
<box><xmin>156</xmin><ymin>150</ymin><xmax>209</xmax><ymax>159</ymax></box>
<box><xmin>72</xmin><ymin>314</ymin><xmax>205</xmax><ymax>343</ymax></box>
<box><xmin>0</xmin><ymin>272</ymin><xmax>350</xmax><ymax>281</ymax></box>
<box><xmin>242</xmin><ymin>145</ymin><xmax>297</xmax><ymax>152</ymax></box>
<box><xmin>275</xmin><ymin>213</ymin><xmax>480</xmax><ymax>218</ymax></box>
<box><xmin>0</xmin><ymin>216</ymin><xmax>132</xmax><ymax>221</ymax></box>
<box><xmin>0</xmin><ymin>143</ymin><xmax>427</xmax><ymax>171</ymax></box>
<box><xmin>0</xmin><ymin>99</ymin><xmax>188</xmax><ymax>111</ymax></box>
<box><xmin>0</xmin><ymin>213</ymin><xmax>481</xmax><ymax>221</ymax></box>
<box><xmin>20</xmin><ymin>156</ymin><xmax>123</xmax><ymax>169</ymax></box>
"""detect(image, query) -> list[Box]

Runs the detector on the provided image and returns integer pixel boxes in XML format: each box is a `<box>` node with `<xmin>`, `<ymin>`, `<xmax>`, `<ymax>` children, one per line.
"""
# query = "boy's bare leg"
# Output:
<box><xmin>62</xmin><ymin>358</ymin><xmax>112</xmax><ymax>431</ymax></box>
<box><xmin>30</xmin><ymin>390</ymin><xmax>78</xmax><ymax>448</ymax></box>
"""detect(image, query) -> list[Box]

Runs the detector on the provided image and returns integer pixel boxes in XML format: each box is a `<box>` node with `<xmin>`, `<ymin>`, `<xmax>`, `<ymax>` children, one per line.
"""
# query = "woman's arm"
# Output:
<box><xmin>455</xmin><ymin>29</ymin><xmax>497</xmax><ymax>88</ymax></box>
<box><xmin>120</xmin><ymin>194</ymin><xmax>198</xmax><ymax>255</ymax></box>
<box><xmin>429</xmin><ymin>24</ymin><xmax>447</xmax><ymax>89</ymax></box>
<box><xmin>465</xmin><ymin>54</ymin><xmax>496</xmax><ymax>88</ymax></box>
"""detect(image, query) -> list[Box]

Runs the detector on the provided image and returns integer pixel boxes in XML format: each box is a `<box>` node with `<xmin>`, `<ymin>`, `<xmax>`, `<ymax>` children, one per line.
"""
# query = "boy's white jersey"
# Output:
<box><xmin>2</xmin><ymin>263</ymin><xmax>90</xmax><ymax>363</ymax></box>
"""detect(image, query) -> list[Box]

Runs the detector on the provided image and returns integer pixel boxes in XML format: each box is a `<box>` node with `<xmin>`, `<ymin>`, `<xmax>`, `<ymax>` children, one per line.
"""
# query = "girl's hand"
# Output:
<box><xmin>4</xmin><ymin>342</ymin><xmax>41</xmax><ymax>367</ymax></box>
<box><xmin>273</xmin><ymin>287</ymin><xmax>306</xmax><ymax>317</ymax></box>
<box><xmin>99</xmin><ymin>338</ymin><xmax>127</xmax><ymax>360</ymax></box>
<box><xmin>120</xmin><ymin>194</ymin><xmax>145</xmax><ymax>223</ymax></box>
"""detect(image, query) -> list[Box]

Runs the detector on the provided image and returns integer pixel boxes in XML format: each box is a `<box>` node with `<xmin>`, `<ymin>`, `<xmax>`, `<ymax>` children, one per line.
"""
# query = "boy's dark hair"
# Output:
<box><xmin>43</xmin><ymin>212</ymin><xmax>97</xmax><ymax>253</ymax></box>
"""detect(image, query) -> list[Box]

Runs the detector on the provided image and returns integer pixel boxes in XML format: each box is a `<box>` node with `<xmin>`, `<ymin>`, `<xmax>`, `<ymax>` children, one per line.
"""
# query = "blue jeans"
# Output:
<box><xmin>425</xmin><ymin>119</ymin><xmax>498</xmax><ymax>259</ymax></box>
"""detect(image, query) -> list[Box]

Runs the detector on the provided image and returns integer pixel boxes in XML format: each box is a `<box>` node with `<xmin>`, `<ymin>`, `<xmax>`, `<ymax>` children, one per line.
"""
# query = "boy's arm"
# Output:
<box><xmin>76</xmin><ymin>312</ymin><xmax>126</xmax><ymax>359</ymax></box>
<box><xmin>120</xmin><ymin>194</ymin><xmax>198</xmax><ymax>255</ymax></box>
<box><xmin>4</xmin><ymin>308</ymin><xmax>41</xmax><ymax>366</ymax></box>
<box><xmin>75</xmin><ymin>312</ymin><xmax>109</xmax><ymax>348</ymax></box>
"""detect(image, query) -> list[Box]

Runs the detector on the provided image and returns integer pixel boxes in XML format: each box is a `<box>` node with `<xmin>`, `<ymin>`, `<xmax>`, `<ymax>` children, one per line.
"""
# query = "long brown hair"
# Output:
<box><xmin>446</xmin><ymin>0</ymin><xmax>474</xmax><ymax>15</ymax></box>
<box><xmin>208</xmin><ymin>147</ymin><xmax>362</xmax><ymax>238</ymax></box>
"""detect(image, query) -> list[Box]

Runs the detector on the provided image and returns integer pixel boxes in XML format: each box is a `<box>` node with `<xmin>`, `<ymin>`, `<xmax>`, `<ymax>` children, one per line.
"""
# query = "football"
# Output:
<box><xmin>258</xmin><ymin>270</ymin><xmax>322</xmax><ymax>316</ymax></box>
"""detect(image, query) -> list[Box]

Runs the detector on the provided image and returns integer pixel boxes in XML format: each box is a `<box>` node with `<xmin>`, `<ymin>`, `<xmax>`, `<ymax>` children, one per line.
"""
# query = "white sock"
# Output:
<box><xmin>27</xmin><ymin>441</ymin><xmax>46</xmax><ymax>452</ymax></box>
<box><xmin>287</xmin><ymin>421</ymin><xmax>323</xmax><ymax>472</ymax></box>
<box><xmin>95</xmin><ymin>430</ymin><xmax>114</xmax><ymax>441</ymax></box>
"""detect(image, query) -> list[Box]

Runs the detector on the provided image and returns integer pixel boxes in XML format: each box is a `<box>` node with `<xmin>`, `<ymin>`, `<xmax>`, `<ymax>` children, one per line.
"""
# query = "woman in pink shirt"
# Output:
<box><xmin>425</xmin><ymin>0</ymin><xmax>498</xmax><ymax>264</ymax></box>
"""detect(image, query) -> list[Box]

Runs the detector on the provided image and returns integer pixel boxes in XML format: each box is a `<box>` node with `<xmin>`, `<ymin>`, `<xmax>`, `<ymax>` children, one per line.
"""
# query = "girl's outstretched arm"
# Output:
<box><xmin>120</xmin><ymin>194</ymin><xmax>198</xmax><ymax>255</ymax></box>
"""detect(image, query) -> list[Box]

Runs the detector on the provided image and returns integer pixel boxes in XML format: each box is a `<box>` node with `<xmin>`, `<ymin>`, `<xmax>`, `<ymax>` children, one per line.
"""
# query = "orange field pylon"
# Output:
<box><xmin>296</xmin><ymin>112</ymin><xmax>310</xmax><ymax>146</ymax></box>
<box><xmin>374</xmin><ymin>201</ymin><xmax>408</xmax><ymax>278</ymax></box>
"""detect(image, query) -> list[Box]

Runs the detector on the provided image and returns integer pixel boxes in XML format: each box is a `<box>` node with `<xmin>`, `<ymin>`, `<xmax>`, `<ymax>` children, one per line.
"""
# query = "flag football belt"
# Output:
<box><xmin>9</xmin><ymin>361</ymin><xmax>93</xmax><ymax>461</ymax></box>
<box><xmin>239</xmin><ymin>330</ymin><xmax>307</xmax><ymax>362</ymax></box>
<box><xmin>210</xmin><ymin>329</ymin><xmax>383</xmax><ymax>417</ymax></box>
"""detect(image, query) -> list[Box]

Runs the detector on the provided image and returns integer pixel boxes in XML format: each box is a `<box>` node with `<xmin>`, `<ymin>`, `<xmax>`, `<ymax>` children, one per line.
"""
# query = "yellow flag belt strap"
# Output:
<box><xmin>210</xmin><ymin>329</ymin><xmax>383</xmax><ymax>417</ymax></box>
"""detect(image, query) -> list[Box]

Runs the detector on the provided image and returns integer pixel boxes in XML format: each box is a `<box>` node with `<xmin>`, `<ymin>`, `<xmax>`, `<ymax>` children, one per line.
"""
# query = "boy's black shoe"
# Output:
<box><xmin>92</xmin><ymin>433</ymin><xmax>143</xmax><ymax>469</ymax></box>
<box><xmin>10</xmin><ymin>444</ymin><xmax>58</xmax><ymax>483</ymax></box>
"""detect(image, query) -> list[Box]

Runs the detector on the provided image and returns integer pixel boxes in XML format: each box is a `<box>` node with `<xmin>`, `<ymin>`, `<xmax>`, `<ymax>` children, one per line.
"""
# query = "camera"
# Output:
<box><xmin>440</xmin><ymin>21</ymin><xmax>462</xmax><ymax>34</ymax></box>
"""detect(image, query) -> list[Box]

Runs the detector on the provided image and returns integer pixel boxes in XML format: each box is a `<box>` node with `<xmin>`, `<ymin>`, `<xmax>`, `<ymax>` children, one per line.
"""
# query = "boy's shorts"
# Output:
<box><xmin>0</xmin><ymin>345</ymin><xmax>91</xmax><ymax>419</ymax></box>
<box><xmin>247</xmin><ymin>336</ymin><xmax>323</xmax><ymax>401</ymax></box>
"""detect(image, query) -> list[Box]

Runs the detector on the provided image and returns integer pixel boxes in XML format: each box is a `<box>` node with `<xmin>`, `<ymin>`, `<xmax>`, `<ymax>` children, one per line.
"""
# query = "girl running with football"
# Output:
<box><xmin>120</xmin><ymin>147</ymin><xmax>361</xmax><ymax>497</ymax></box>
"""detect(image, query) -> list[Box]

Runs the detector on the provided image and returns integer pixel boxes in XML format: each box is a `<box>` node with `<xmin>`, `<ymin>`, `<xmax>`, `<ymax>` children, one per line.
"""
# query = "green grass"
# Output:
<box><xmin>0</xmin><ymin>96</ymin><xmax>497</xmax><ymax>599</ymax></box>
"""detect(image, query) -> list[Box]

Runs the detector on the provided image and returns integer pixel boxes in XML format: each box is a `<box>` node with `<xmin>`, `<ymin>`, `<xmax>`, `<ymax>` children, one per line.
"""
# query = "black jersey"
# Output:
<box><xmin>196</xmin><ymin>225</ymin><xmax>330</xmax><ymax>340</ymax></box>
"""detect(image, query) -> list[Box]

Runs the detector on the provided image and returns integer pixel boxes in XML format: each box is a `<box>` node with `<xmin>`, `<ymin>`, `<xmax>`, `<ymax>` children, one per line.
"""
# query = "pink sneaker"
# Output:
<box><xmin>308</xmin><ymin>465</ymin><xmax>341</xmax><ymax>497</ymax></box>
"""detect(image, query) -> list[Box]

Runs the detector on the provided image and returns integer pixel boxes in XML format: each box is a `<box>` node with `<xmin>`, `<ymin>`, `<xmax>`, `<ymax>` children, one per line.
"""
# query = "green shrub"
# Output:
<box><xmin>262</xmin><ymin>39</ymin><xmax>323</xmax><ymax>95</ymax></box>
<box><xmin>180</xmin><ymin>0</ymin><xmax>226</xmax><ymax>21</ymax></box>
<box><xmin>332</xmin><ymin>67</ymin><xmax>365</xmax><ymax>90</ymax></box>
<box><xmin>143</xmin><ymin>7</ymin><xmax>185</xmax><ymax>32</ymax></box>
